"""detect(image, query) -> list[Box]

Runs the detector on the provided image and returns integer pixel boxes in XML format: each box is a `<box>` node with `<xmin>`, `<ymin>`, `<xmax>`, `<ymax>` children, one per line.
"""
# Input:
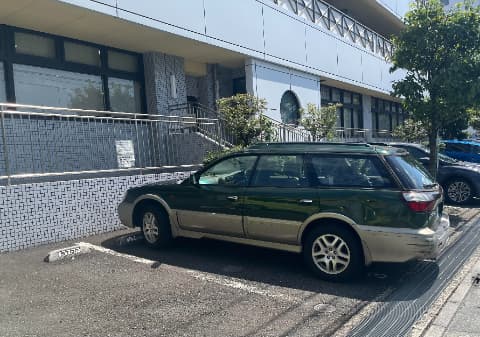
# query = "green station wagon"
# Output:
<box><xmin>118</xmin><ymin>143</ymin><xmax>450</xmax><ymax>281</ymax></box>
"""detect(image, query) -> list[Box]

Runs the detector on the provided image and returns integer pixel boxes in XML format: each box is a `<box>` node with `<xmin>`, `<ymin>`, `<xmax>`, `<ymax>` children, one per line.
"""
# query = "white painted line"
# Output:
<box><xmin>184</xmin><ymin>270</ymin><xmax>297</xmax><ymax>302</ymax></box>
<box><xmin>77</xmin><ymin>242</ymin><xmax>156</xmax><ymax>265</ymax></box>
<box><xmin>77</xmin><ymin>242</ymin><xmax>297</xmax><ymax>302</ymax></box>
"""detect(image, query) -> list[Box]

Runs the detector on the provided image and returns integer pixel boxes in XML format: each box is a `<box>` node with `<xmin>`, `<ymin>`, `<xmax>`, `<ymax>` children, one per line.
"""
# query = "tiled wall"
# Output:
<box><xmin>143</xmin><ymin>52</ymin><xmax>188</xmax><ymax>114</ymax></box>
<box><xmin>0</xmin><ymin>171</ymin><xmax>192</xmax><ymax>252</ymax></box>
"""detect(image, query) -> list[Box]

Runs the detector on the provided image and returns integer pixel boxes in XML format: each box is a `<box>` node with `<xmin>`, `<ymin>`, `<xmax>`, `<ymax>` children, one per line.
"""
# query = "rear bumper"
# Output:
<box><xmin>358</xmin><ymin>214</ymin><xmax>451</xmax><ymax>264</ymax></box>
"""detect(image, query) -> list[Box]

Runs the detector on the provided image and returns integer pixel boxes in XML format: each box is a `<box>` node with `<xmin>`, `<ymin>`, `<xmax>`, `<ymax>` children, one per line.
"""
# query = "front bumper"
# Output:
<box><xmin>358</xmin><ymin>214</ymin><xmax>451</xmax><ymax>264</ymax></box>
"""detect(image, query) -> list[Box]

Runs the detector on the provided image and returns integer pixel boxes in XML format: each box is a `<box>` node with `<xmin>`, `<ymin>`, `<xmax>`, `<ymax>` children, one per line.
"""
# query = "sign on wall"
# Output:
<box><xmin>115</xmin><ymin>140</ymin><xmax>135</xmax><ymax>168</ymax></box>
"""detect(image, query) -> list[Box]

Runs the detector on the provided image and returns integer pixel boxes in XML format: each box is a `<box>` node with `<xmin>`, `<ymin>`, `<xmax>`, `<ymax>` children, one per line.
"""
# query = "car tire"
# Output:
<box><xmin>445</xmin><ymin>178</ymin><xmax>474</xmax><ymax>205</ymax></box>
<box><xmin>139</xmin><ymin>205</ymin><xmax>173</xmax><ymax>248</ymax></box>
<box><xmin>303</xmin><ymin>224</ymin><xmax>363</xmax><ymax>282</ymax></box>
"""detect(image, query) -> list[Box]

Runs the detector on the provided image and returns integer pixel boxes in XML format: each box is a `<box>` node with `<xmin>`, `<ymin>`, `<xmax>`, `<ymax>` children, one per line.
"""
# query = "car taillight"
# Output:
<box><xmin>402</xmin><ymin>191</ymin><xmax>440</xmax><ymax>212</ymax></box>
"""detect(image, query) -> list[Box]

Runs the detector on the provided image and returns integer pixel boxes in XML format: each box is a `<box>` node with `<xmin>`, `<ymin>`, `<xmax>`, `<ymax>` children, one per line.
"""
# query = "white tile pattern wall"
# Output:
<box><xmin>0</xmin><ymin>171</ymin><xmax>192</xmax><ymax>252</ymax></box>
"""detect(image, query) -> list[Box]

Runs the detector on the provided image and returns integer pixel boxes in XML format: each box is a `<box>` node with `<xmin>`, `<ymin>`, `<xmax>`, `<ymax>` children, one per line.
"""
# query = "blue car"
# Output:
<box><xmin>442</xmin><ymin>140</ymin><xmax>480</xmax><ymax>163</ymax></box>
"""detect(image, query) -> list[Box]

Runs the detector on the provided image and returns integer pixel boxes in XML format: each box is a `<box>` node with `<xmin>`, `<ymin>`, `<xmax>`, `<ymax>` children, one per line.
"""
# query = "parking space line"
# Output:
<box><xmin>77</xmin><ymin>242</ymin><xmax>156</xmax><ymax>265</ymax></box>
<box><xmin>77</xmin><ymin>242</ymin><xmax>298</xmax><ymax>302</ymax></box>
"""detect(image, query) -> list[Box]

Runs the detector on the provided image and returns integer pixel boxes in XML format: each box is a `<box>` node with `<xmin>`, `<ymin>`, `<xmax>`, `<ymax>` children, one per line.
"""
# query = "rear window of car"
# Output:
<box><xmin>385</xmin><ymin>154</ymin><xmax>435</xmax><ymax>189</ymax></box>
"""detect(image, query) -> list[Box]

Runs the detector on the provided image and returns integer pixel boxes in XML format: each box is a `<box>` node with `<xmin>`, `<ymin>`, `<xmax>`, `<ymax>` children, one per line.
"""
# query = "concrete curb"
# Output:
<box><xmin>44</xmin><ymin>244</ymin><xmax>92</xmax><ymax>263</ymax></box>
<box><xmin>422</xmin><ymin>250</ymin><xmax>480</xmax><ymax>337</ymax></box>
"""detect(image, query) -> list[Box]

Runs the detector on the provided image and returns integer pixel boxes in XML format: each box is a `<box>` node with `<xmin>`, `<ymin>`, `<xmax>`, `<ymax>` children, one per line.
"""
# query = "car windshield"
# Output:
<box><xmin>386</xmin><ymin>154</ymin><xmax>436</xmax><ymax>189</ymax></box>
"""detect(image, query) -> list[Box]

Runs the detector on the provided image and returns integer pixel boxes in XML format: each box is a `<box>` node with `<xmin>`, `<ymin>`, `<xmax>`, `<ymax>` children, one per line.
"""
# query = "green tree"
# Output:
<box><xmin>468</xmin><ymin>108</ymin><xmax>480</xmax><ymax>131</ymax></box>
<box><xmin>391</xmin><ymin>0</ymin><xmax>480</xmax><ymax>177</ymax></box>
<box><xmin>217</xmin><ymin>94</ymin><xmax>274</xmax><ymax>147</ymax></box>
<box><xmin>392</xmin><ymin>118</ymin><xmax>428</xmax><ymax>143</ymax></box>
<box><xmin>300</xmin><ymin>103</ymin><xmax>340</xmax><ymax>141</ymax></box>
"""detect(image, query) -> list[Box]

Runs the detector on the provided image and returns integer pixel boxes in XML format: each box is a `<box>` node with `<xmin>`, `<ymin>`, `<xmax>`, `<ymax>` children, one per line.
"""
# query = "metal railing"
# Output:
<box><xmin>169</xmin><ymin>103</ymin><xmax>236</xmax><ymax>147</ymax></box>
<box><xmin>168</xmin><ymin>103</ymin><xmax>398</xmax><ymax>145</ymax></box>
<box><xmin>169</xmin><ymin>103</ymin><xmax>314</xmax><ymax>144</ymax></box>
<box><xmin>0</xmin><ymin>102</ymin><xmax>400</xmax><ymax>185</ymax></box>
<box><xmin>0</xmin><ymin>103</ymin><xmax>223</xmax><ymax>185</ymax></box>
<box><xmin>272</xmin><ymin>0</ymin><xmax>394</xmax><ymax>60</ymax></box>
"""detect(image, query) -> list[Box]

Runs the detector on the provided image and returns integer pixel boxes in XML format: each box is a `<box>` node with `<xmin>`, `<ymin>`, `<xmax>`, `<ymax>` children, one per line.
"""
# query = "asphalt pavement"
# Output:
<box><xmin>0</xmin><ymin>205</ymin><xmax>478</xmax><ymax>337</ymax></box>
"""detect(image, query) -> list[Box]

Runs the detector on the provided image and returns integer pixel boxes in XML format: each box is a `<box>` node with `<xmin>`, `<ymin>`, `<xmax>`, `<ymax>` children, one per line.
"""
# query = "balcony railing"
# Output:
<box><xmin>0</xmin><ymin>103</ymin><xmax>220</xmax><ymax>185</ymax></box>
<box><xmin>272</xmin><ymin>0</ymin><xmax>394</xmax><ymax>60</ymax></box>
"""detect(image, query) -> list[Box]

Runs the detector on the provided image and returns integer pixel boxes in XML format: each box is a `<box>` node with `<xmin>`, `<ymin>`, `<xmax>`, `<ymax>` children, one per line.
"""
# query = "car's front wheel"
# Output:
<box><xmin>445</xmin><ymin>178</ymin><xmax>474</xmax><ymax>205</ymax></box>
<box><xmin>139</xmin><ymin>205</ymin><xmax>173</xmax><ymax>248</ymax></box>
<box><xmin>303</xmin><ymin>225</ymin><xmax>363</xmax><ymax>282</ymax></box>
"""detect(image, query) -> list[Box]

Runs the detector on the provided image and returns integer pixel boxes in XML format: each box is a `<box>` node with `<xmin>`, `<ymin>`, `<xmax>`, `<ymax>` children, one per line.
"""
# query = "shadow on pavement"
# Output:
<box><xmin>102</xmin><ymin>232</ymin><xmax>439</xmax><ymax>302</ymax></box>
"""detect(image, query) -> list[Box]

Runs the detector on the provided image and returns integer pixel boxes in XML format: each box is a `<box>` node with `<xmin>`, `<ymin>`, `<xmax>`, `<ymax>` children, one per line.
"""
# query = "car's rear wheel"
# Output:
<box><xmin>303</xmin><ymin>225</ymin><xmax>363</xmax><ymax>282</ymax></box>
<box><xmin>445</xmin><ymin>178</ymin><xmax>474</xmax><ymax>205</ymax></box>
<box><xmin>140</xmin><ymin>205</ymin><xmax>172</xmax><ymax>248</ymax></box>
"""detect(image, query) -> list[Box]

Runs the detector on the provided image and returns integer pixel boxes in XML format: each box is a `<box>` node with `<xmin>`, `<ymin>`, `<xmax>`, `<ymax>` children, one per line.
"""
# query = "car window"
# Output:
<box><xmin>250</xmin><ymin>155</ymin><xmax>308</xmax><ymax>188</ymax></box>
<box><xmin>311</xmin><ymin>155</ymin><xmax>395</xmax><ymax>188</ymax></box>
<box><xmin>385</xmin><ymin>155</ymin><xmax>435</xmax><ymax>189</ymax></box>
<box><xmin>198</xmin><ymin>155</ymin><xmax>257</xmax><ymax>186</ymax></box>
<box><xmin>445</xmin><ymin>143</ymin><xmax>471</xmax><ymax>153</ymax></box>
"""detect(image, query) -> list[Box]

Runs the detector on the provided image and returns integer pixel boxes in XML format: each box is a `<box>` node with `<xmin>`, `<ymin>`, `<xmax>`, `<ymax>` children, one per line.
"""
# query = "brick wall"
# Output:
<box><xmin>0</xmin><ymin>171</ymin><xmax>193</xmax><ymax>252</ymax></box>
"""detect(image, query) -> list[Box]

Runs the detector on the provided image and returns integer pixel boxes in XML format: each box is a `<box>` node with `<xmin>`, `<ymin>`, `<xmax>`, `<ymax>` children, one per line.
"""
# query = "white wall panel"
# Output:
<box><xmin>204</xmin><ymin>0</ymin><xmax>264</xmax><ymax>53</ymax></box>
<box><xmin>362</xmin><ymin>53</ymin><xmax>383</xmax><ymax>88</ymax></box>
<box><xmin>337</xmin><ymin>43</ymin><xmax>362</xmax><ymax>83</ymax></box>
<box><xmin>117</xmin><ymin>0</ymin><xmax>205</xmax><ymax>36</ymax></box>
<box><xmin>305</xmin><ymin>26</ymin><xmax>338</xmax><ymax>75</ymax></box>
<box><xmin>263</xmin><ymin>6</ymin><xmax>306</xmax><ymax>65</ymax></box>
<box><xmin>59</xmin><ymin>0</ymin><xmax>404</xmax><ymax>96</ymax></box>
<box><xmin>249</xmin><ymin>60</ymin><xmax>321</xmax><ymax>121</ymax></box>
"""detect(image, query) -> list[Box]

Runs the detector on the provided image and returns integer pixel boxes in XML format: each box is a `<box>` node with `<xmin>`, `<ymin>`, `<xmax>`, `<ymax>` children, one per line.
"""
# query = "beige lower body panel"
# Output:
<box><xmin>175</xmin><ymin>228</ymin><xmax>302</xmax><ymax>253</ymax></box>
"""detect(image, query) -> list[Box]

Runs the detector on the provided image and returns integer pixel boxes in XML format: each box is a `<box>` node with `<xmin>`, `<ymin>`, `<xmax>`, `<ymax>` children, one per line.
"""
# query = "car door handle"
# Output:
<box><xmin>298</xmin><ymin>199</ymin><xmax>313</xmax><ymax>204</ymax></box>
<box><xmin>227</xmin><ymin>196</ymin><xmax>239</xmax><ymax>201</ymax></box>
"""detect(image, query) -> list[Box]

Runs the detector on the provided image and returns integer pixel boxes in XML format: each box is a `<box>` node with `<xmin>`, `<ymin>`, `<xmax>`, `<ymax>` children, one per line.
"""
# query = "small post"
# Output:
<box><xmin>0</xmin><ymin>105</ymin><xmax>11</xmax><ymax>185</ymax></box>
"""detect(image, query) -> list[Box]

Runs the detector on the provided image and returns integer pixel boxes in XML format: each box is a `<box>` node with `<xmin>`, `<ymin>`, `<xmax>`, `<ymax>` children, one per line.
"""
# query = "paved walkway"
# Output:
<box><xmin>424</xmin><ymin>257</ymin><xmax>480</xmax><ymax>337</ymax></box>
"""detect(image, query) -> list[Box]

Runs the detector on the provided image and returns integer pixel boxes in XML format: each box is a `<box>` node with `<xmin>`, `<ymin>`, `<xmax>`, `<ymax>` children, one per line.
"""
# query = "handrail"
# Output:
<box><xmin>271</xmin><ymin>0</ymin><xmax>394</xmax><ymax>60</ymax></box>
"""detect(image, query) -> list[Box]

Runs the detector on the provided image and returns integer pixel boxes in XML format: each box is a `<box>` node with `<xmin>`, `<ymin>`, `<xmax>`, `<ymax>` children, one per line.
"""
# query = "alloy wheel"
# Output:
<box><xmin>447</xmin><ymin>181</ymin><xmax>471</xmax><ymax>204</ymax></box>
<box><xmin>312</xmin><ymin>234</ymin><xmax>351</xmax><ymax>275</ymax></box>
<box><xmin>143</xmin><ymin>212</ymin><xmax>159</xmax><ymax>244</ymax></box>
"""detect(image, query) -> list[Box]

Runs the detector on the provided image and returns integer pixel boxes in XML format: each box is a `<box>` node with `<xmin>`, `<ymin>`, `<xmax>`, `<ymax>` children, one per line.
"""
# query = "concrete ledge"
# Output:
<box><xmin>44</xmin><ymin>244</ymin><xmax>92</xmax><ymax>263</ymax></box>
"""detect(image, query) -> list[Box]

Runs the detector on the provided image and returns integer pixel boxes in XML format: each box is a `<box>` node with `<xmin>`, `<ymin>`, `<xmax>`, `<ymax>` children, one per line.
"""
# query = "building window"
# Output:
<box><xmin>321</xmin><ymin>85</ymin><xmax>363</xmax><ymax>135</ymax></box>
<box><xmin>108</xmin><ymin>78</ymin><xmax>142</xmax><ymax>113</ymax></box>
<box><xmin>14</xmin><ymin>64</ymin><xmax>104</xmax><ymax>110</ymax></box>
<box><xmin>371</xmin><ymin>97</ymin><xmax>404</xmax><ymax>137</ymax></box>
<box><xmin>108</xmin><ymin>50</ymin><xmax>138</xmax><ymax>73</ymax></box>
<box><xmin>64</xmin><ymin>42</ymin><xmax>101</xmax><ymax>67</ymax></box>
<box><xmin>280</xmin><ymin>90</ymin><xmax>300</xmax><ymax>125</ymax></box>
<box><xmin>14</xmin><ymin>32</ymin><xmax>55</xmax><ymax>58</ymax></box>
<box><xmin>233</xmin><ymin>77</ymin><xmax>246</xmax><ymax>95</ymax></box>
<box><xmin>0</xmin><ymin>25</ymin><xmax>145</xmax><ymax>112</ymax></box>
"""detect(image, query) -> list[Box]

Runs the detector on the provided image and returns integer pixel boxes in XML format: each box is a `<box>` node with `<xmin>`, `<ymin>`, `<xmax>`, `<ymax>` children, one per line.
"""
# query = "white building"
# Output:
<box><xmin>0</xmin><ymin>0</ymin><xmax>412</xmax><ymax>139</ymax></box>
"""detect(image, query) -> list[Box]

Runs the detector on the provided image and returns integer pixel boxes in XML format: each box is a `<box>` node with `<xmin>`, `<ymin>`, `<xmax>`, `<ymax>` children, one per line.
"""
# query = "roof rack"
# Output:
<box><xmin>248</xmin><ymin>142</ymin><xmax>372</xmax><ymax>149</ymax></box>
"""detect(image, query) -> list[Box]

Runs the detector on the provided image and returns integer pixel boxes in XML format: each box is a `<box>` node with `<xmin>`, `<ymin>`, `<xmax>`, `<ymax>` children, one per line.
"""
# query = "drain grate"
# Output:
<box><xmin>347</xmin><ymin>217</ymin><xmax>480</xmax><ymax>337</ymax></box>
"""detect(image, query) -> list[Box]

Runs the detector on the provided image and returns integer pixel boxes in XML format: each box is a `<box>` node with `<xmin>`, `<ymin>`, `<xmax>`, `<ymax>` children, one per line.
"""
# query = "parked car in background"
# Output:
<box><xmin>375</xmin><ymin>142</ymin><xmax>480</xmax><ymax>205</ymax></box>
<box><xmin>442</xmin><ymin>140</ymin><xmax>480</xmax><ymax>163</ymax></box>
<box><xmin>118</xmin><ymin>143</ymin><xmax>449</xmax><ymax>282</ymax></box>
